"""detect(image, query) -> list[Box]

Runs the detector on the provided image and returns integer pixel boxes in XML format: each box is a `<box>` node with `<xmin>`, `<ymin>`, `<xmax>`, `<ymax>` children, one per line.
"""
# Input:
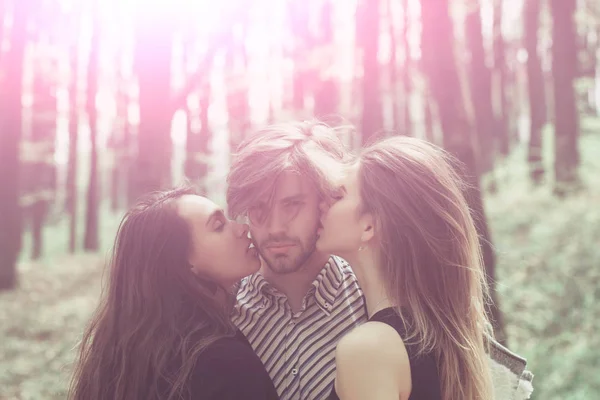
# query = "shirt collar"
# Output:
<box><xmin>248</xmin><ymin>256</ymin><xmax>344</xmax><ymax>314</ymax></box>
<box><xmin>311</xmin><ymin>257</ymin><xmax>344</xmax><ymax>313</ymax></box>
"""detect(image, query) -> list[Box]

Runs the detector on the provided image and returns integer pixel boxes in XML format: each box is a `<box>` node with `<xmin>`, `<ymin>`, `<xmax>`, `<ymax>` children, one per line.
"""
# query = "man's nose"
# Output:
<box><xmin>319</xmin><ymin>200</ymin><xmax>330</xmax><ymax>214</ymax></box>
<box><xmin>265</xmin><ymin>207</ymin><xmax>286</xmax><ymax>235</ymax></box>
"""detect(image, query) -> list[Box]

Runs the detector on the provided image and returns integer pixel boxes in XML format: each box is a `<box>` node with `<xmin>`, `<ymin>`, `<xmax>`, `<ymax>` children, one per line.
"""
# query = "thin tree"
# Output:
<box><xmin>109</xmin><ymin>66</ymin><xmax>129</xmax><ymax>211</ymax></box>
<box><xmin>400</xmin><ymin>0</ymin><xmax>412</xmax><ymax>136</ymax></box>
<box><xmin>493</xmin><ymin>0</ymin><xmax>510</xmax><ymax>156</ymax></box>
<box><xmin>133</xmin><ymin>4</ymin><xmax>175</xmax><ymax>198</ymax></box>
<box><xmin>525</xmin><ymin>0</ymin><xmax>547</xmax><ymax>184</ymax></box>
<box><xmin>313</xmin><ymin>0</ymin><xmax>338</xmax><ymax>119</ymax></box>
<box><xmin>0</xmin><ymin>0</ymin><xmax>4</xmax><ymax>59</ymax></box>
<box><xmin>550</xmin><ymin>0</ymin><xmax>580</xmax><ymax>194</ymax></box>
<box><xmin>29</xmin><ymin>46</ymin><xmax>58</xmax><ymax>259</ymax></box>
<box><xmin>83</xmin><ymin>8</ymin><xmax>100</xmax><ymax>251</ymax></box>
<box><xmin>385</xmin><ymin>0</ymin><xmax>399</xmax><ymax>132</ymax></box>
<box><xmin>288</xmin><ymin>0</ymin><xmax>311</xmax><ymax>111</ymax></box>
<box><xmin>182</xmin><ymin>36</ymin><xmax>214</xmax><ymax>194</ymax></box>
<box><xmin>360</xmin><ymin>0</ymin><xmax>384</xmax><ymax>144</ymax></box>
<box><xmin>0</xmin><ymin>0</ymin><xmax>29</xmax><ymax>289</ymax></box>
<box><xmin>465</xmin><ymin>0</ymin><xmax>496</xmax><ymax>174</ymax></box>
<box><xmin>66</xmin><ymin>37</ymin><xmax>79</xmax><ymax>251</ymax></box>
<box><xmin>420</xmin><ymin>0</ymin><xmax>507</xmax><ymax>344</ymax></box>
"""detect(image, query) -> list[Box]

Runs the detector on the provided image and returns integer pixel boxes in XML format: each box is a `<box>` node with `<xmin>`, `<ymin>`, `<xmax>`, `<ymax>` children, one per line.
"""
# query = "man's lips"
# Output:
<box><xmin>266</xmin><ymin>243</ymin><xmax>296</xmax><ymax>252</ymax></box>
<box><xmin>268</xmin><ymin>244</ymin><xmax>295</xmax><ymax>248</ymax></box>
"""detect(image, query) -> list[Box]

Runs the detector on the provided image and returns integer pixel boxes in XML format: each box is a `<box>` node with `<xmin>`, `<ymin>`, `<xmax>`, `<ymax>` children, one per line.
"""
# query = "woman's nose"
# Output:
<box><xmin>235</xmin><ymin>221</ymin><xmax>250</xmax><ymax>238</ymax></box>
<box><xmin>319</xmin><ymin>200</ymin><xmax>330</xmax><ymax>214</ymax></box>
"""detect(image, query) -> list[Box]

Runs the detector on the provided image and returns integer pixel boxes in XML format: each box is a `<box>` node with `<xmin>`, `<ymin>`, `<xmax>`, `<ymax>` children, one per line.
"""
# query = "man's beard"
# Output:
<box><xmin>257</xmin><ymin>233</ymin><xmax>319</xmax><ymax>275</ymax></box>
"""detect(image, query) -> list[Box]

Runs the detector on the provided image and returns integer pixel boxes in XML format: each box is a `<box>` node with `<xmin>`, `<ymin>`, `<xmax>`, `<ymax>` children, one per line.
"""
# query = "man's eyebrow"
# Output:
<box><xmin>205</xmin><ymin>209</ymin><xmax>225</xmax><ymax>226</ymax></box>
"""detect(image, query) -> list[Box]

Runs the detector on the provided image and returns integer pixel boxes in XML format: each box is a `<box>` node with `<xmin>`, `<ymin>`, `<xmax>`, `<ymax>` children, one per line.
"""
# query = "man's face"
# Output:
<box><xmin>247</xmin><ymin>171</ymin><xmax>321</xmax><ymax>275</ymax></box>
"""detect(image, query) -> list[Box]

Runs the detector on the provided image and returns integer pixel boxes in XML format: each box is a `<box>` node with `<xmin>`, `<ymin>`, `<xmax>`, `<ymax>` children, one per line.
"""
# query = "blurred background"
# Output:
<box><xmin>0</xmin><ymin>0</ymin><xmax>598</xmax><ymax>398</ymax></box>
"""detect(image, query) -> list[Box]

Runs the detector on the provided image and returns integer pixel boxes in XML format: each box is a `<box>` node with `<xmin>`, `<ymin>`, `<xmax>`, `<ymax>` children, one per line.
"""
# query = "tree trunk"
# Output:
<box><xmin>288</xmin><ymin>1</ymin><xmax>311</xmax><ymax>111</ymax></box>
<box><xmin>29</xmin><ymin>54</ymin><xmax>58</xmax><ymax>260</ymax></box>
<box><xmin>423</xmin><ymin>92</ymin><xmax>435</xmax><ymax>143</ymax></box>
<box><xmin>83</xmin><ymin>13</ymin><xmax>100</xmax><ymax>251</ymax></box>
<box><xmin>493</xmin><ymin>0</ymin><xmax>510</xmax><ymax>156</ymax></box>
<box><xmin>314</xmin><ymin>0</ymin><xmax>338</xmax><ymax>119</ymax></box>
<box><xmin>133</xmin><ymin>8</ymin><xmax>174</xmax><ymax>198</ymax></box>
<box><xmin>184</xmin><ymin>89</ymin><xmax>211</xmax><ymax>195</ymax></box>
<box><xmin>226</xmin><ymin>71</ymin><xmax>250</xmax><ymax>155</ymax></box>
<box><xmin>465</xmin><ymin>0</ymin><xmax>496</xmax><ymax>174</ymax></box>
<box><xmin>360</xmin><ymin>0</ymin><xmax>383</xmax><ymax>145</ymax></box>
<box><xmin>525</xmin><ymin>0</ymin><xmax>547</xmax><ymax>184</ymax></box>
<box><xmin>551</xmin><ymin>0</ymin><xmax>580</xmax><ymax>194</ymax></box>
<box><xmin>420</xmin><ymin>0</ymin><xmax>507</xmax><ymax>345</ymax></box>
<box><xmin>110</xmin><ymin>61</ymin><xmax>131</xmax><ymax>212</ymax></box>
<box><xmin>66</xmin><ymin>44</ymin><xmax>79</xmax><ymax>252</ymax></box>
<box><xmin>401</xmin><ymin>0</ymin><xmax>412</xmax><ymax>136</ymax></box>
<box><xmin>0</xmin><ymin>0</ymin><xmax>28</xmax><ymax>290</ymax></box>
<box><xmin>386</xmin><ymin>0</ymin><xmax>399</xmax><ymax>132</ymax></box>
<box><xmin>0</xmin><ymin>0</ymin><xmax>4</xmax><ymax>57</ymax></box>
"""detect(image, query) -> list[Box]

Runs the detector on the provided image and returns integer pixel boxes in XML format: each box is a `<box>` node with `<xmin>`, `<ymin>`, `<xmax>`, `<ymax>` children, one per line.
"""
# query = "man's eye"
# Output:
<box><xmin>248</xmin><ymin>207</ymin><xmax>267</xmax><ymax>224</ymax></box>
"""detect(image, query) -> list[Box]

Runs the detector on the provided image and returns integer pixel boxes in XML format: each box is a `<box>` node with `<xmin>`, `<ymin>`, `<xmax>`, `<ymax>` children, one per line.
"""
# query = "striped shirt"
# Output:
<box><xmin>233</xmin><ymin>256</ymin><xmax>367</xmax><ymax>400</ymax></box>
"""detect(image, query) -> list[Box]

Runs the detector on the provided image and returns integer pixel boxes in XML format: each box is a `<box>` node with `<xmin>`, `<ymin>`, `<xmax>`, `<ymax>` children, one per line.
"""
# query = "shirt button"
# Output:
<box><xmin>324</xmin><ymin>302</ymin><xmax>331</xmax><ymax>309</ymax></box>
<box><xmin>289</xmin><ymin>320</ymin><xmax>295</xmax><ymax>325</ymax></box>
<box><xmin>291</xmin><ymin>368</ymin><xmax>298</xmax><ymax>376</ymax></box>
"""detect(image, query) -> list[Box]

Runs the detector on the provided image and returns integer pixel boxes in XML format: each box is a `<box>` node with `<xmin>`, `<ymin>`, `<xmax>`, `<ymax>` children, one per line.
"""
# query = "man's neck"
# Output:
<box><xmin>261</xmin><ymin>252</ymin><xmax>330</xmax><ymax>313</ymax></box>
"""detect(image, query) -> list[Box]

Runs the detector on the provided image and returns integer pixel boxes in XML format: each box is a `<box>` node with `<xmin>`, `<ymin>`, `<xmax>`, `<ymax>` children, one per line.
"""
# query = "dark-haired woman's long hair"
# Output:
<box><xmin>68</xmin><ymin>187</ymin><xmax>236</xmax><ymax>400</ymax></box>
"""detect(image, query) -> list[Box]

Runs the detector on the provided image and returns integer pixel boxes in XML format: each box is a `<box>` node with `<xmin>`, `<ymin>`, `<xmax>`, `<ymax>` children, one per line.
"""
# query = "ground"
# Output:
<box><xmin>0</xmin><ymin>127</ymin><xmax>599</xmax><ymax>400</ymax></box>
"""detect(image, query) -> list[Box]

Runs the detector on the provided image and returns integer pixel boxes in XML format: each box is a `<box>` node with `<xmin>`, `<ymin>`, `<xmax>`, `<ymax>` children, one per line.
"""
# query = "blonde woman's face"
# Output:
<box><xmin>316</xmin><ymin>163</ymin><xmax>367</xmax><ymax>257</ymax></box>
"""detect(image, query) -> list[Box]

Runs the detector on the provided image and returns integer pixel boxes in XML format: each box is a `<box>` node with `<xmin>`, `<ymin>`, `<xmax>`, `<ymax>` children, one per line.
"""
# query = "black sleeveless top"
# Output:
<box><xmin>328</xmin><ymin>307</ymin><xmax>442</xmax><ymax>400</ymax></box>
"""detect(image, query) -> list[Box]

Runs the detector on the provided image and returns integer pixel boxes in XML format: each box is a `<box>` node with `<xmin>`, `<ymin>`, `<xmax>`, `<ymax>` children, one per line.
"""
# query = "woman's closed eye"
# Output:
<box><xmin>330</xmin><ymin>187</ymin><xmax>346</xmax><ymax>202</ymax></box>
<box><xmin>213</xmin><ymin>219</ymin><xmax>225</xmax><ymax>232</ymax></box>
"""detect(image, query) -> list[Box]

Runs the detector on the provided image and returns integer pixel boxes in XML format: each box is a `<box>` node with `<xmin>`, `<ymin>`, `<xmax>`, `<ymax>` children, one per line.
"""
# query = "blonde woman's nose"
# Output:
<box><xmin>319</xmin><ymin>199</ymin><xmax>330</xmax><ymax>214</ymax></box>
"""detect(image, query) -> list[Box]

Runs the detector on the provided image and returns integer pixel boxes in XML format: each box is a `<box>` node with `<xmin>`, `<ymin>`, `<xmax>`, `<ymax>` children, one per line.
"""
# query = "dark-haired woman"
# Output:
<box><xmin>69</xmin><ymin>187</ymin><xmax>279</xmax><ymax>400</ymax></box>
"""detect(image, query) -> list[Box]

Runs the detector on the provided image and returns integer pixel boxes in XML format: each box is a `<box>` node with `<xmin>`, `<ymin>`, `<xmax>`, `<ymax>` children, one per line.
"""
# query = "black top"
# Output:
<box><xmin>180</xmin><ymin>330</ymin><xmax>279</xmax><ymax>400</ymax></box>
<box><xmin>328</xmin><ymin>307</ymin><xmax>441</xmax><ymax>400</ymax></box>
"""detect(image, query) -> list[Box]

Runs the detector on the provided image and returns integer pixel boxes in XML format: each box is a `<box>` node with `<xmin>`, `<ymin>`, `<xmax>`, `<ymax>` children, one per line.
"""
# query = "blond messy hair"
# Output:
<box><xmin>358</xmin><ymin>136</ymin><xmax>494</xmax><ymax>400</ymax></box>
<box><xmin>226</xmin><ymin>120</ymin><xmax>353</xmax><ymax>219</ymax></box>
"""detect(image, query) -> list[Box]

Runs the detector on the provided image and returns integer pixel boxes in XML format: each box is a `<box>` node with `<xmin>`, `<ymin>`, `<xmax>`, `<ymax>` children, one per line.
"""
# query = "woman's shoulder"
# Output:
<box><xmin>333</xmin><ymin>321</ymin><xmax>412</xmax><ymax>398</ymax></box>
<box><xmin>336</xmin><ymin>320</ymin><xmax>408</xmax><ymax>363</ymax></box>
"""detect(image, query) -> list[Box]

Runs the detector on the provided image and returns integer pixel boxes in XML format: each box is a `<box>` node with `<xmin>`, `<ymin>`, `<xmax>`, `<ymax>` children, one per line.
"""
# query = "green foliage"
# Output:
<box><xmin>485</xmin><ymin>124</ymin><xmax>600</xmax><ymax>399</ymax></box>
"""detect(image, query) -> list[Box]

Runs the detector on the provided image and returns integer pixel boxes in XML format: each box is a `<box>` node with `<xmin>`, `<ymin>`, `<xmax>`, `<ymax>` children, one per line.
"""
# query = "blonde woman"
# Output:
<box><xmin>317</xmin><ymin>136</ymin><xmax>494</xmax><ymax>400</ymax></box>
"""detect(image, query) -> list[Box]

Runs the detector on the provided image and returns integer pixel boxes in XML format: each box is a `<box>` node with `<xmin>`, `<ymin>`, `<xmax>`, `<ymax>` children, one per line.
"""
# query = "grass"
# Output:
<box><xmin>1</xmin><ymin>120</ymin><xmax>599</xmax><ymax>399</ymax></box>
<box><xmin>485</xmin><ymin>121</ymin><xmax>600</xmax><ymax>399</ymax></box>
<box><xmin>0</xmin><ymin>206</ymin><xmax>124</xmax><ymax>400</ymax></box>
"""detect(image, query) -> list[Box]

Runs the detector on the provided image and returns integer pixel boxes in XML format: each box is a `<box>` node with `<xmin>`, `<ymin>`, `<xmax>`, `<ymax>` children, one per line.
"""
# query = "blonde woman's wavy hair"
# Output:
<box><xmin>357</xmin><ymin>136</ymin><xmax>494</xmax><ymax>400</ymax></box>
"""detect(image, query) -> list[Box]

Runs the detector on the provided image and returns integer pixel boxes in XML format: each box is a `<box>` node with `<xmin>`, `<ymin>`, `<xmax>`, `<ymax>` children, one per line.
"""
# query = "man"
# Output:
<box><xmin>228</xmin><ymin>121</ymin><xmax>533</xmax><ymax>400</ymax></box>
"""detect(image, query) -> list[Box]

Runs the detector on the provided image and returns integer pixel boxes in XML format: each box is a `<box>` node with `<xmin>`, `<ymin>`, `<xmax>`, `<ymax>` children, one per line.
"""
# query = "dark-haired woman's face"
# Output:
<box><xmin>177</xmin><ymin>195</ymin><xmax>260</xmax><ymax>287</ymax></box>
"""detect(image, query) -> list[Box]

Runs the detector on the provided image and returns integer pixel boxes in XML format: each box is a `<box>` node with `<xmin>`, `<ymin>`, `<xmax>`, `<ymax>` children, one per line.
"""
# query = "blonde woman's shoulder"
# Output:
<box><xmin>334</xmin><ymin>321</ymin><xmax>412</xmax><ymax>400</ymax></box>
